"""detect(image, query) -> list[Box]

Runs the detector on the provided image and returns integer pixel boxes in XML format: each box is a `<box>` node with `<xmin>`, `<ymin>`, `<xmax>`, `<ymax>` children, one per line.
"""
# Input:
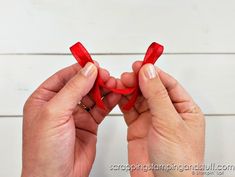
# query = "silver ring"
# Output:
<box><xmin>78</xmin><ymin>102</ymin><xmax>91</xmax><ymax>112</ymax></box>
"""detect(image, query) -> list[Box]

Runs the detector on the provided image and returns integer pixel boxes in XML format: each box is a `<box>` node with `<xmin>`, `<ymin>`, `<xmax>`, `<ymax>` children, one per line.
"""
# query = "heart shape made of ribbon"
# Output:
<box><xmin>70</xmin><ymin>42</ymin><xmax>164</xmax><ymax>110</ymax></box>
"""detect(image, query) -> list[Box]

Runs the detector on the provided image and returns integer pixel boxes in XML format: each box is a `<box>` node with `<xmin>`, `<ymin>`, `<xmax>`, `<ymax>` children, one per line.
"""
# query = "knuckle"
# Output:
<box><xmin>23</xmin><ymin>97</ymin><xmax>32</xmax><ymax>114</ymax></box>
<box><xmin>152</xmin><ymin>116</ymin><xmax>185</xmax><ymax>142</ymax></box>
<box><xmin>194</xmin><ymin>104</ymin><xmax>205</xmax><ymax>121</ymax></box>
<box><xmin>41</xmin><ymin>104</ymin><xmax>56</xmax><ymax>117</ymax></box>
<box><xmin>195</xmin><ymin>103</ymin><xmax>203</xmax><ymax>113</ymax></box>
<box><xmin>168</xmin><ymin>77</ymin><xmax>179</xmax><ymax>92</ymax></box>
<box><xmin>191</xmin><ymin>103</ymin><xmax>203</xmax><ymax>114</ymax></box>
<box><xmin>154</xmin><ymin>114</ymin><xmax>182</xmax><ymax>129</ymax></box>
<box><xmin>23</xmin><ymin>101</ymin><xmax>29</xmax><ymax>114</ymax></box>
<box><xmin>150</xmin><ymin>87</ymin><xmax>169</xmax><ymax>101</ymax></box>
<box><xmin>174</xmin><ymin>117</ymin><xmax>184</xmax><ymax>130</ymax></box>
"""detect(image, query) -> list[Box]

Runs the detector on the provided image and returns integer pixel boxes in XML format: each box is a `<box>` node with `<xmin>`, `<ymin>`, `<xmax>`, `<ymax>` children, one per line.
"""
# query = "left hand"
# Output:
<box><xmin>22</xmin><ymin>62</ymin><xmax>121</xmax><ymax>177</ymax></box>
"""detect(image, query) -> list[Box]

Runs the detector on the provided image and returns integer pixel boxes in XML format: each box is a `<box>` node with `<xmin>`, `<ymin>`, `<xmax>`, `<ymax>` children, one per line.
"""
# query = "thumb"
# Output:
<box><xmin>139</xmin><ymin>64</ymin><xmax>179</xmax><ymax>123</ymax></box>
<box><xmin>46</xmin><ymin>62</ymin><xmax>97</xmax><ymax>118</ymax></box>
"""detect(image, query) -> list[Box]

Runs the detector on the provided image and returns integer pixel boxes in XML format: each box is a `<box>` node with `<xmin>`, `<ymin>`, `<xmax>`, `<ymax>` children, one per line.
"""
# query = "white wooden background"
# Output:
<box><xmin>0</xmin><ymin>0</ymin><xmax>235</xmax><ymax>176</ymax></box>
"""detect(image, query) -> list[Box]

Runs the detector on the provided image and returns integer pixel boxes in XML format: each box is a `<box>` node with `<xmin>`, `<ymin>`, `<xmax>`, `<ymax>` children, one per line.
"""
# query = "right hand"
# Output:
<box><xmin>118</xmin><ymin>61</ymin><xmax>205</xmax><ymax>177</ymax></box>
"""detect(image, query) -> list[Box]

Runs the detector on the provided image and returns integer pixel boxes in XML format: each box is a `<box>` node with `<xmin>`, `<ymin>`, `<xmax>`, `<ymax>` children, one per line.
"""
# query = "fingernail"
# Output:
<box><xmin>81</xmin><ymin>62</ymin><xmax>96</xmax><ymax>77</ymax></box>
<box><xmin>144</xmin><ymin>64</ymin><xmax>157</xmax><ymax>79</ymax></box>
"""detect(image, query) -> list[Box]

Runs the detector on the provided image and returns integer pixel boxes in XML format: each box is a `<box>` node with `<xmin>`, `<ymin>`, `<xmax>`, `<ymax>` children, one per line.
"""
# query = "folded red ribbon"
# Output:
<box><xmin>70</xmin><ymin>42</ymin><xmax>164</xmax><ymax>110</ymax></box>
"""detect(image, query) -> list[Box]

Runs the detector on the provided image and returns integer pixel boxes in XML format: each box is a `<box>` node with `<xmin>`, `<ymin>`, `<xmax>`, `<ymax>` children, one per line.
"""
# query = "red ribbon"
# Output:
<box><xmin>70</xmin><ymin>42</ymin><xmax>164</xmax><ymax>110</ymax></box>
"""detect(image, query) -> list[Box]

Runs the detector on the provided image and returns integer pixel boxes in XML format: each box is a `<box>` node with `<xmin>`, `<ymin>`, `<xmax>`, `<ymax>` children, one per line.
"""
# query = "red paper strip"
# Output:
<box><xmin>70</xmin><ymin>42</ymin><xmax>164</xmax><ymax>110</ymax></box>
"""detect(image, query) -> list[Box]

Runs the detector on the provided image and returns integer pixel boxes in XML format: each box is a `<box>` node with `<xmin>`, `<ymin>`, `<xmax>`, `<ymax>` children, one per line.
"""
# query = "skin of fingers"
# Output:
<box><xmin>73</xmin><ymin>76</ymin><xmax>118</xmax><ymax>134</ymax></box>
<box><xmin>26</xmin><ymin>64</ymin><xmax>81</xmax><ymax>104</ymax></box>
<box><xmin>23</xmin><ymin>63</ymin><xmax>84</xmax><ymax>126</ymax></box>
<box><xmin>35</xmin><ymin>62</ymin><xmax>98</xmax><ymax>124</ymax></box>
<box><xmin>120</xmin><ymin>72</ymin><xmax>149</xmax><ymax>114</ymax></box>
<box><xmin>88</xmin><ymin>77</ymin><xmax>122</xmax><ymax>124</ymax></box>
<box><xmin>22</xmin><ymin>62</ymin><xmax>123</xmax><ymax>177</ymax></box>
<box><xmin>22</xmin><ymin>63</ymin><xmax>99</xmax><ymax>177</ymax></box>
<box><xmin>132</xmin><ymin>61</ymin><xmax>192</xmax><ymax>103</ymax></box>
<box><xmin>26</xmin><ymin>63</ymin><xmax>108</xmax><ymax>111</ymax></box>
<box><xmin>124</xmin><ymin>61</ymin><xmax>202</xmax><ymax>115</ymax></box>
<box><xmin>132</xmin><ymin>60</ymin><xmax>142</xmax><ymax>74</ymax></box>
<box><xmin>139</xmin><ymin>64</ymin><xmax>205</xmax><ymax>177</ymax></box>
<box><xmin>117</xmin><ymin>80</ymin><xmax>154</xmax><ymax>177</ymax></box>
<box><xmin>117</xmin><ymin>79</ymin><xmax>152</xmax><ymax>142</ymax></box>
<box><xmin>156</xmin><ymin>69</ymin><xmax>202</xmax><ymax>116</ymax></box>
<box><xmin>122</xmin><ymin>65</ymin><xmax>203</xmax><ymax>138</ymax></box>
<box><xmin>80</xmin><ymin>67</ymin><xmax>111</xmax><ymax>108</ymax></box>
<box><xmin>119</xmin><ymin>62</ymin><xmax>205</xmax><ymax>177</ymax></box>
<box><xmin>117</xmin><ymin>80</ymin><xmax>140</xmax><ymax>126</ymax></box>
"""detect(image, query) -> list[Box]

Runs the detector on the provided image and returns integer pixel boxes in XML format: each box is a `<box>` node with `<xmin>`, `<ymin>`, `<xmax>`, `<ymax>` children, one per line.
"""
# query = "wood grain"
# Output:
<box><xmin>0</xmin><ymin>54</ymin><xmax>234</xmax><ymax>115</ymax></box>
<box><xmin>0</xmin><ymin>0</ymin><xmax>235</xmax><ymax>53</ymax></box>
<box><xmin>0</xmin><ymin>116</ymin><xmax>235</xmax><ymax>177</ymax></box>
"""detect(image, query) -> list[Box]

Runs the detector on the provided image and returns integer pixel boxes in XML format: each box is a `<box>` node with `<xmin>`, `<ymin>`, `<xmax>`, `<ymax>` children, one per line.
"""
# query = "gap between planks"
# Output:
<box><xmin>1</xmin><ymin>114</ymin><xmax>235</xmax><ymax>118</ymax></box>
<box><xmin>1</xmin><ymin>53</ymin><xmax>235</xmax><ymax>56</ymax></box>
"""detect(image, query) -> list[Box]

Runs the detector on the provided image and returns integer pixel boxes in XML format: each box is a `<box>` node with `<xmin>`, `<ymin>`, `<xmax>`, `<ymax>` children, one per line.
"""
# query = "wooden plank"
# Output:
<box><xmin>0</xmin><ymin>54</ymin><xmax>235</xmax><ymax>115</ymax></box>
<box><xmin>205</xmin><ymin>116</ymin><xmax>235</xmax><ymax>165</ymax></box>
<box><xmin>93</xmin><ymin>116</ymin><xmax>235</xmax><ymax>177</ymax></box>
<box><xmin>0</xmin><ymin>0</ymin><xmax>235</xmax><ymax>53</ymax></box>
<box><xmin>0</xmin><ymin>116</ymin><xmax>235</xmax><ymax>177</ymax></box>
<box><xmin>0</xmin><ymin>118</ymin><xmax>22</xmax><ymax>177</ymax></box>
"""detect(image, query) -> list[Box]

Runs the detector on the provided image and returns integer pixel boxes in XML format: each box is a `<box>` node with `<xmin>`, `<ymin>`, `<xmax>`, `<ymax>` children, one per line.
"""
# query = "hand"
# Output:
<box><xmin>118</xmin><ymin>61</ymin><xmax>205</xmax><ymax>177</ymax></box>
<box><xmin>22</xmin><ymin>62</ymin><xmax>121</xmax><ymax>177</ymax></box>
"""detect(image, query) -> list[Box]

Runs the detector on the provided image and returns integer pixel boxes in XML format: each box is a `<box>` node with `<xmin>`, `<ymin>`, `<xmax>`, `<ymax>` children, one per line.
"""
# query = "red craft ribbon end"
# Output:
<box><xmin>122</xmin><ymin>88</ymin><xmax>139</xmax><ymax>111</ymax></box>
<box><xmin>70</xmin><ymin>42</ymin><xmax>94</xmax><ymax>67</ymax></box>
<box><xmin>70</xmin><ymin>41</ymin><xmax>164</xmax><ymax>111</ymax></box>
